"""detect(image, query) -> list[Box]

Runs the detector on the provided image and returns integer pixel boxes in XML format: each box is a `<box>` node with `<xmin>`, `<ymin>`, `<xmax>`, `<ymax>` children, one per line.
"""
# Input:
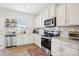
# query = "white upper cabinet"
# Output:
<box><xmin>34</xmin><ymin>4</ymin><xmax>56</xmax><ymax>28</ymax></box>
<box><xmin>42</xmin><ymin>8</ymin><xmax>49</xmax><ymax>20</ymax></box>
<box><xmin>39</xmin><ymin>8</ymin><xmax>49</xmax><ymax>27</ymax></box>
<box><xmin>40</xmin><ymin>10</ymin><xmax>49</xmax><ymax>27</ymax></box>
<box><xmin>40</xmin><ymin>13</ymin><xmax>44</xmax><ymax>27</ymax></box>
<box><xmin>42</xmin><ymin>4</ymin><xmax>56</xmax><ymax>20</ymax></box>
<box><xmin>35</xmin><ymin>3</ymin><xmax>79</xmax><ymax>27</ymax></box>
<box><xmin>48</xmin><ymin>4</ymin><xmax>56</xmax><ymax>19</ymax></box>
<box><xmin>67</xmin><ymin>4</ymin><xmax>79</xmax><ymax>25</ymax></box>
<box><xmin>38</xmin><ymin>15</ymin><xmax>42</xmax><ymax>27</ymax></box>
<box><xmin>56</xmin><ymin>4</ymin><xmax>67</xmax><ymax>26</ymax></box>
<box><xmin>34</xmin><ymin>16</ymin><xmax>39</xmax><ymax>28</ymax></box>
<box><xmin>56</xmin><ymin>3</ymin><xmax>79</xmax><ymax>26</ymax></box>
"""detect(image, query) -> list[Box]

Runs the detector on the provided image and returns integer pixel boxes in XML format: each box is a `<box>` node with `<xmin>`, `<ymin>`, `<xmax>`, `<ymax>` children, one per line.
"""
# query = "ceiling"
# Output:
<box><xmin>0</xmin><ymin>3</ymin><xmax>51</xmax><ymax>15</ymax></box>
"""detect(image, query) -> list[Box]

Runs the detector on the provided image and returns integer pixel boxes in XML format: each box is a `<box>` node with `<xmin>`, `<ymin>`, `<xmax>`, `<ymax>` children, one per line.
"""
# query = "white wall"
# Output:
<box><xmin>0</xmin><ymin>8</ymin><xmax>36</xmax><ymax>46</ymax></box>
<box><xmin>0</xmin><ymin>8</ymin><xmax>36</xmax><ymax>28</ymax></box>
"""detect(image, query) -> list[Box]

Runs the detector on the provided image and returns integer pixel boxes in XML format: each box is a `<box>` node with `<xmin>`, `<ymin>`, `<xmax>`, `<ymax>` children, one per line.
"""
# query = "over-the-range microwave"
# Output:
<box><xmin>44</xmin><ymin>17</ymin><xmax>56</xmax><ymax>27</ymax></box>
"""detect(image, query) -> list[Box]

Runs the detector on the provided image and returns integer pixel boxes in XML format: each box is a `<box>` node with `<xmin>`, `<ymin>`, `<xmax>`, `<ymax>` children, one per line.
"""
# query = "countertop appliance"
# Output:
<box><xmin>69</xmin><ymin>30</ymin><xmax>79</xmax><ymax>39</ymax></box>
<box><xmin>41</xmin><ymin>30</ymin><xmax>60</xmax><ymax>56</ymax></box>
<box><xmin>33</xmin><ymin>28</ymin><xmax>39</xmax><ymax>34</ymax></box>
<box><xmin>44</xmin><ymin>17</ymin><xmax>56</xmax><ymax>27</ymax></box>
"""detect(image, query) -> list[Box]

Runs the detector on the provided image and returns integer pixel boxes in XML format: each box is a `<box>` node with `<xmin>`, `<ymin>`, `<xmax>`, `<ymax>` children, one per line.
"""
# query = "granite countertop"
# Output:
<box><xmin>51</xmin><ymin>36</ymin><xmax>79</xmax><ymax>44</ymax></box>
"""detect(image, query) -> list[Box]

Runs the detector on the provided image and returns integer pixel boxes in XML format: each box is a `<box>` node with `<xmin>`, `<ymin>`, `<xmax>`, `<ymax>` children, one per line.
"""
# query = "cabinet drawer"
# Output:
<box><xmin>62</xmin><ymin>41</ymin><xmax>78</xmax><ymax>49</ymax></box>
<box><xmin>62</xmin><ymin>46</ymin><xmax>78</xmax><ymax>56</ymax></box>
<box><xmin>51</xmin><ymin>50</ymin><xmax>61</xmax><ymax>56</ymax></box>
<box><xmin>52</xmin><ymin>39</ymin><xmax>61</xmax><ymax>44</ymax></box>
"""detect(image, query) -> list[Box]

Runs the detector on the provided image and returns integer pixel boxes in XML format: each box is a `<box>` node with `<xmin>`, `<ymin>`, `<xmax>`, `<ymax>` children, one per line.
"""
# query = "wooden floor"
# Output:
<box><xmin>0</xmin><ymin>43</ymin><xmax>47</xmax><ymax>56</ymax></box>
<box><xmin>6</xmin><ymin>43</ymin><xmax>37</xmax><ymax>54</ymax></box>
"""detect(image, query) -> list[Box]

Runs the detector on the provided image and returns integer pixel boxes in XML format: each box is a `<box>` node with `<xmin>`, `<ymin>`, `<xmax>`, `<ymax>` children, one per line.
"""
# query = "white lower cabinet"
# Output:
<box><xmin>61</xmin><ymin>47</ymin><xmax>78</xmax><ymax>56</ymax></box>
<box><xmin>51</xmin><ymin>38</ymin><xmax>79</xmax><ymax>56</ymax></box>
<box><xmin>17</xmin><ymin>34</ymin><xmax>33</xmax><ymax>46</ymax></box>
<box><xmin>51</xmin><ymin>39</ymin><xmax>61</xmax><ymax>56</ymax></box>
<box><xmin>17</xmin><ymin>35</ymin><xmax>23</xmax><ymax>45</ymax></box>
<box><xmin>33</xmin><ymin>34</ymin><xmax>41</xmax><ymax>47</ymax></box>
<box><xmin>23</xmin><ymin>34</ymin><xmax>34</xmax><ymax>44</ymax></box>
<box><xmin>33</xmin><ymin>34</ymin><xmax>39</xmax><ymax>46</ymax></box>
<box><xmin>0</xmin><ymin>34</ymin><xmax>5</xmax><ymax>46</ymax></box>
<box><xmin>61</xmin><ymin>41</ymin><xmax>78</xmax><ymax>56</ymax></box>
<box><xmin>38</xmin><ymin>35</ymin><xmax>41</xmax><ymax>47</ymax></box>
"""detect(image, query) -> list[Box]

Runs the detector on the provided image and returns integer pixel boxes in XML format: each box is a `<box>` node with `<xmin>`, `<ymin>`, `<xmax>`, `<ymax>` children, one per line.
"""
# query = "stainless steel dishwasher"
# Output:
<box><xmin>5</xmin><ymin>33</ymin><xmax>17</xmax><ymax>48</ymax></box>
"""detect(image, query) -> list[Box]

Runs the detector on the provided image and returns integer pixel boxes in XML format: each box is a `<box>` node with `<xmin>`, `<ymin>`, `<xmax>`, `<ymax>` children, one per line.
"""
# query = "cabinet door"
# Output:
<box><xmin>33</xmin><ymin>34</ymin><xmax>41</xmax><ymax>47</ymax></box>
<box><xmin>23</xmin><ymin>34</ymin><xmax>33</xmax><ymax>44</ymax></box>
<box><xmin>17</xmin><ymin>34</ymin><xmax>33</xmax><ymax>46</ymax></box>
<box><xmin>48</xmin><ymin>4</ymin><xmax>56</xmax><ymax>18</ymax></box>
<box><xmin>0</xmin><ymin>19</ymin><xmax>5</xmax><ymax>46</ymax></box>
<box><xmin>56</xmin><ymin>4</ymin><xmax>67</xmax><ymax>26</ymax></box>
<box><xmin>40</xmin><ymin>12</ymin><xmax>45</xmax><ymax>27</ymax></box>
<box><xmin>0</xmin><ymin>34</ymin><xmax>4</xmax><ymax>46</ymax></box>
<box><xmin>62</xmin><ymin>47</ymin><xmax>78</xmax><ymax>56</ymax></box>
<box><xmin>33</xmin><ymin>34</ymin><xmax>39</xmax><ymax>46</ymax></box>
<box><xmin>51</xmin><ymin>39</ymin><xmax>61</xmax><ymax>56</ymax></box>
<box><xmin>62</xmin><ymin>41</ymin><xmax>78</xmax><ymax>56</ymax></box>
<box><xmin>43</xmin><ymin>9</ymin><xmax>49</xmax><ymax>20</ymax></box>
<box><xmin>38</xmin><ymin>35</ymin><xmax>41</xmax><ymax>47</ymax></box>
<box><xmin>67</xmin><ymin>4</ymin><xmax>79</xmax><ymax>25</ymax></box>
<box><xmin>34</xmin><ymin>16</ymin><xmax>39</xmax><ymax>28</ymax></box>
<box><xmin>17</xmin><ymin>35</ymin><xmax>23</xmax><ymax>45</ymax></box>
<box><xmin>38</xmin><ymin>15</ymin><xmax>42</xmax><ymax>27</ymax></box>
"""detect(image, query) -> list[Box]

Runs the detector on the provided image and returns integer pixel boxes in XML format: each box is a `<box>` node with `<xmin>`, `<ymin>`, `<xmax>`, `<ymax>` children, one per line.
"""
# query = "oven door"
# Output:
<box><xmin>41</xmin><ymin>37</ymin><xmax>51</xmax><ymax>50</ymax></box>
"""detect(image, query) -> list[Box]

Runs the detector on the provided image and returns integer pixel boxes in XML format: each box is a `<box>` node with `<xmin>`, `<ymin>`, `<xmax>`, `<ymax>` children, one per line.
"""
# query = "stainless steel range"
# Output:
<box><xmin>41</xmin><ymin>30</ymin><xmax>60</xmax><ymax>56</ymax></box>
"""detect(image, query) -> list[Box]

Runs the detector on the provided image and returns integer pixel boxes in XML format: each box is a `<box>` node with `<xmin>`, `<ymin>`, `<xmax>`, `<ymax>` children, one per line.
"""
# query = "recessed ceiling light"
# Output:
<box><xmin>26</xmin><ymin>6</ymin><xmax>30</xmax><ymax>8</ymax></box>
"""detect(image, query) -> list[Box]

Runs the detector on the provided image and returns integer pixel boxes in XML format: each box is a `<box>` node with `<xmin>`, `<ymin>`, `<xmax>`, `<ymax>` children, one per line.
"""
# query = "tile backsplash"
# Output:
<box><xmin>40</xmin><ymin>26</ymin><xmax>79</xmax><ymax>37</ymax></box>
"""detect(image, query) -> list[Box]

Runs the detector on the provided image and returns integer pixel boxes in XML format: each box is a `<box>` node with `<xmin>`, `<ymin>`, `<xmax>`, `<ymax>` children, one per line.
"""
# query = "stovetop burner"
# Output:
<box><xmin>41</xmin><ymin>35</ymin><xmax>52</xmax><ymax>38</ymax></box>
